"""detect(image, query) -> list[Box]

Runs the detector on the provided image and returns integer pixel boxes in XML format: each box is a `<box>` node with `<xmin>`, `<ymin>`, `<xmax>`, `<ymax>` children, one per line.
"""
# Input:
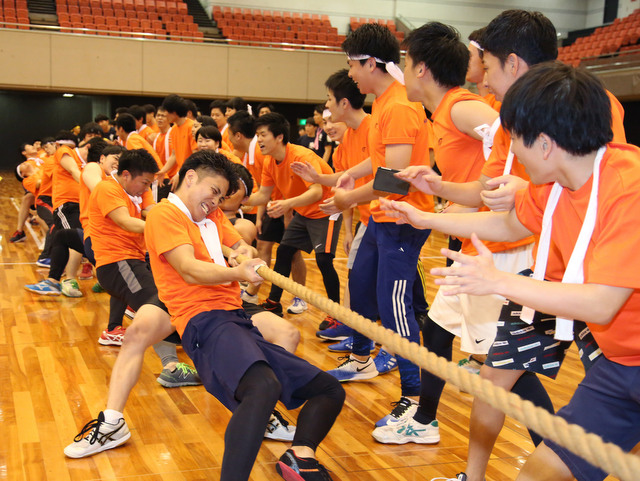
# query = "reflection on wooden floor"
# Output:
<box><xmin>0</xmin><ymin>172</ymin><xmax>603</xmax><ymax>481</ymax></box>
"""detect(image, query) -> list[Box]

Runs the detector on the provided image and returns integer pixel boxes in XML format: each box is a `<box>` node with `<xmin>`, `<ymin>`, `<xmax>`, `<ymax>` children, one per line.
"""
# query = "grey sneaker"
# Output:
<box><xmin>64</xmin><ymin>411</ymin><xmax>130</xmax><ymax>458</ymax></box>
<box><xmin>156</xmin><ymin>362</ymin><xmax>202</xmax><ymax>388</ymax></box>
<box><xmin>61</xmin><ymin>278</ymin><xmax>83</xmax><ymax>297</ymax></box>
<box><xmin>264</xmin><ymin>410</ymin><xmax>296</xmax><ymax>441</ymax></box>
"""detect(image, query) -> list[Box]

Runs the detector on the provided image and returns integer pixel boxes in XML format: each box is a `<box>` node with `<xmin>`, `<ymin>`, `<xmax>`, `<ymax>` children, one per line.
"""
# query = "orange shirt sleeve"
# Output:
<box><xmin>380</xmin><ymin>103</ymin><xmax>420</xmax><ymax>146</ymax></box>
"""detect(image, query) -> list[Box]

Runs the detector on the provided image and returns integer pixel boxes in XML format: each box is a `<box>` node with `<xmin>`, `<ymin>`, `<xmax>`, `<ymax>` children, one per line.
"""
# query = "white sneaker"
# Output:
<box><xmin>375</xmin><ymin>397</ymin><xmax>418</xmax><ymax>427</ymax></box>
<box><xmin>327</xmin><ymin>355</ymin><xmax>379</xmax><ymax>382</ymax></box>
<box><xmin>64</xmin><ymin>411</ymin><xmax>131</xmax><ymax>458</ymax></box>
<box><xmin>61</xmin><ymin>278</ymin><xmax>83</xmax><ymax>298</ymax></box>
<box><xmin>241</xmin><ymin>289</ymin><xmax>259</xmax><ymax>304</ymax></box>
<box><xmin>372</xmin><ymin>416</ymin><xmax>440</xmax><ymax>444</ymax></box>
<box><xmin>431</xmin><ymin>474</ymin><xmax>467</xmax><ymax>481</ymax></box>
<box><xmin>264</xmin><ymin>410</ymin><xmax>296</xmax><ymax>441</ymax></box>
<box><xmin>287</xmin><ymin>296</ymin><xmax>307</xmax><ymax>314</ymax></box>
<box><xmin>457</xmin><ymin>356</ymin><xmax>482</xmax><ymax>375</ymax></box>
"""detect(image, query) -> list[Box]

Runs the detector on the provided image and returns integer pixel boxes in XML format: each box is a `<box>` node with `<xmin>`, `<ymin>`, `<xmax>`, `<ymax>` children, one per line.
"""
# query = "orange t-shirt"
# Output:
<box><xmin>515</xmin><ymin>143</ymin><xmax>640</xmax><ymax>366</ymax></box>
<box><xmin>145</xmin><ymin>200</ymin><xmax>242</xmax><ymax>336</ymax></box>
<box><xmin>52</xmin><ymin>146</ymin><xmax>85</xmax><ymax>209</ymax></box>
<box><xmin>261</xmin><ymin>143</ymin><xmax>333</xmax><ymax>219</ymax></box>
<box><xmin>126</xmin><ymin>132</ymin><xmax>163</xmax><ymax>170</ymax></box>
<box><xmin>79</xmin><ymin>167</ymin><xmax>107</xmax><ymax>239</ymax></box>
<box><xmin>368</xmin><ymin>81</ymin><xmax>434</xmax><ymax>223</ymax></box>
<box><xmin>152</xmin><ymin>131</ymin><xmax>170</xmax><ymax>180</ymax></box>
<box><xmin>333</xmin><ymin>114</ymin><xmax>373</xmax><ymax>225</ymax></box>
<box><xmin>168</xmin><ymin>118</ymin><xmax>197</xmax><ymax>171</ymax></box>
<box><xmin>88</xmin><ymin>177</ymin><xmax>154</xmax><ymax>268</ymax></box>
<box><xmin>607</xmin><ymin>90</ymin><xmax>626</xmax><ymax>143</ymax></box>
<box><xmin>37</xmin><ymin>155</ymin><xmax>56</xmax><ymax>199</ymax></box>
<box><xmin>220</xmin><ymin>123</ymin><xmax>231</xmax><ymax>151</ymax></box>
<box><xmin>220</xmin><ymin>148</ymin><xmax>243</xmax><ymax>165</ymax></box>
<box><xmin>484</xmin><ymin>93</ymin><xmax>502</xmax><ymax>112</ymax></box>
<box><xmin>22</xmin><ymin>169</ymin><xmax>42</xmax><ymax>197</ymax></box>
<box><xmin>138</xmin><ymin>125</ymin><xmax>155</xmax><ymax>143</ymax></box>
<box><xmin>150</xmin><ymin>123</ymin><xmax>160</xmax><ymax>134</ymax></box>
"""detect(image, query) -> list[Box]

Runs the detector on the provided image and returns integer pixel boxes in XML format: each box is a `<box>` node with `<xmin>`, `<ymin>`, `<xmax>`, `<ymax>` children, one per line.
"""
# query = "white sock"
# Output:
<box><xmin>103</xmin><ymin>409</ymin><xmax>123</xmax><ymax>424</ymax></box>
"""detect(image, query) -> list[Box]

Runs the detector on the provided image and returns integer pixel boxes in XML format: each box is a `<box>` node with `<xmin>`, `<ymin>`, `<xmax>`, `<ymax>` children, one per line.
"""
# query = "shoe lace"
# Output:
<box><xmin>175</xmin><ymin>362</ymin><xmax>197</xmax><ymax>377</ymax></box>
<box><xmin>323</xmin><ymin>316</ymin><xmax>339</xmax><ymax>329</ymax></box>
<box><xmin>73</xmin><ymin>413</ymin><xmax>124</xmax><ymax>446</ymax></box>
<box><xmin>457</xmin><ymin>358</ymin><xmax>470</xmax><ymax>367</ymax></box>
<box><xmin>336</xmin><ymin>355</ymin><xmax>354</xmax><ymax>367</ymax></box>
<box><xmin>389</xmin><ymin>397</ymin><xmax>412</xmax><ymax>418</ymax></box>
<box><xmin>268</xmin><ymin>409</ymin><xmax>290</xmax><ymax>433</ymax></box>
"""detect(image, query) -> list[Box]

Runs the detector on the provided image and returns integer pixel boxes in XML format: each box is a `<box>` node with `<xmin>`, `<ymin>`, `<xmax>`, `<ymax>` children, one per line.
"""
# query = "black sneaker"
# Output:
<box><xmin>10</xmin><ymin>230</ymin><xmax>26</xmax><ymax>243</ymax></box>
<box><xmin>318</xmin><ymin>315</ymin><xmax>339</xmax><ymax>331</ymax></box>
<box><xmin>276</xmin><ymin>449</ymin><xmax>333</xmax><ymax>480</ymax></box>
<box><xmin>261</xmin><ymin>299</ymin><xmax>283</xmax><ymax>316</ymax></box>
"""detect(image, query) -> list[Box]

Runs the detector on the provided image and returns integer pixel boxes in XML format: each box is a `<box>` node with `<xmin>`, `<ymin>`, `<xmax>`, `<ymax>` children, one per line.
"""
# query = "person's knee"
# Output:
<box><xmin>237</xmin><ymin>362</ymin><xmax>282</xmax><ymax>402</ymax></box>
<box><xmin>122</xmin><ymin>306</ymin><xmax>172</xmax><ymax>349</ymax></box>
<box><xmin>310</xmin><ymin>371</ymin><xmax>346</xmax><ymax>406</ymax></box>
<box><xmin>315</xmin><ymin>253</ymin><xmax>335</xmax><ymax>272</ymax></box>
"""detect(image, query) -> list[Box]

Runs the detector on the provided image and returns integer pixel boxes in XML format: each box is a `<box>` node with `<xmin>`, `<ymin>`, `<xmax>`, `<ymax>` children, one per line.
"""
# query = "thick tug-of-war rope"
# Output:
<box><xmin>225</xmin><ymin>247</ymin><xmax>640</xmax><ymax>481</ymax></box>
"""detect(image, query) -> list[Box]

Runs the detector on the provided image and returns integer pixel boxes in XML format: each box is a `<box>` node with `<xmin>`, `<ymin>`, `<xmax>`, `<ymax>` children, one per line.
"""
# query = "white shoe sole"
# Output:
<box><xmin>64</xmin><ymin>431</ymin><xmax>131</xmax><ymax>458</ymax></box>
<box><xmin>372</xmin><ymin>431</ymin><xmax>440</xmax><ymax>444</ymax></box>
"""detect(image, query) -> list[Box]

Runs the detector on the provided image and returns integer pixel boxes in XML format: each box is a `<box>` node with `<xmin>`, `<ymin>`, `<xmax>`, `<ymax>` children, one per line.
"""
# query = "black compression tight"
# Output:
<box><xmin>222</xmin><ymin>362</ymin><xmax>281</xmax><ymax>481</ymax></box>
<box><xmin>511</xmin><ymin>371</ymin><xmax>555</xmax><ymax>446</ymax></box>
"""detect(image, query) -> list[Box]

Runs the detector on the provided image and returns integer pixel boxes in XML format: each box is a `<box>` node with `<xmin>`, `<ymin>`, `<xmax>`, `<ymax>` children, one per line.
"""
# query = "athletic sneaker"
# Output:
<box><xmin>265</xmin><ymin>410</ymin><xmax>296</xmax><ymax>441</ymax></box>
<box><xmin>276</xmin><ymin>449</ymin><xmax>333</xmax><ymax>481</ymax></box>
<box><xmin>373</xmin><ymin>348</ymin><xmax>398</xmax><ymax>374</ymax></box>
<box><xmin>25</xmin><ymin>279</ymin><xmax>61</xmax><ymax>295</ymax></box>
<box><xmin>61</xmin><ymin>279</ymin><xmax>83</xmax><ymax>297</ymax></box>
<box><xmin>156</xmin><ymin>362</ymin><xmax>202</xmax><ymax>388</ymax></box>
<box><xmin>79</xmin><ymin>262</ymin><xmax>94</xmax><ymax>280</ymax></box>
<box><xmin>261</xmin><ymin>299</ymin><xmax>284</xmax><ymax>316</ymax></box>
<box><xmin>327</xmin><ymin>337</ymin><xmax>375</xmax><ymax>353</ymax></box>
<box><xmin>326</xmin><ymin>355</ymin><xmax>378</xmax><ymax>382</ymax></box>
<box><xmin>375</xmin><ymin>397</ymin><xmax>418</xmax><ymax>427</ymax></box>
<box><xmin>10</xmin><ymin>230</ymin><xmax>25</xmax><ymax>243</ymax></box>
<box><xmin>35</xmin><ymin>257</ymin><xmax>51</xmax><ymax>268</ymax></box>
<box><xmin>241</xmin><ymin>289</ymin><xmax>259</xmax><ymax>304</ymax></box>
<box><xmin>64</xmin><ymin>411</ymin><xmax>130</xmax><ymax>458</ymax></box>
<box><xmin>92</xmin><ymin>282</ymin><xmax>105</xmax><ymax>293</ymax></box>
<box><xmin>372</xmin><ymin>417</ymin><xmax>440</xmax><ymax>444</ymax></box>
<box><xmin>318</xmin><ymin>315</ymin><xmax>339</xmax><ymax>331</ymax></box>
<box><xmin>431</xmin><ymin>474</ymin><xmax>467</xmax><ymax>481</ymax></box>
<box><xmin>316</xmin><ymin>321</ymin><xmax>352</xmax><ymax>341</ymax></box>
<box><xmin>124</xmin><ymin>306</ymin><xmax>136</xmax><ymax>320</ymax></box>
<box><xmin>98</xmin><ymin>326</ymin><xmax>126</xmax><ymax>346</ymax></box>
<box><xmin>457</xmin><ymin>356</ymin><xmax>483</xmax><ymax>375</ymax></box>
<box><xmin>287</xmin><ymin>296</ymin><xmax>308</xmax><ymax>314</ymax></box>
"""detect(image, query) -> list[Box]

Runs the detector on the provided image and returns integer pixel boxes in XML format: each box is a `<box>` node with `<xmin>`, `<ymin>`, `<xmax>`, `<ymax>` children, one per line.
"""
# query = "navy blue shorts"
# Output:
<box><xmin>545</xmin><ymin>356</ymin><xmax>640</xmax><ymax>481</ymax></box>
<box><xmin>181</xmin><ymin>309</ymin><xmax>322</xmax><ymax>411</ymax></box>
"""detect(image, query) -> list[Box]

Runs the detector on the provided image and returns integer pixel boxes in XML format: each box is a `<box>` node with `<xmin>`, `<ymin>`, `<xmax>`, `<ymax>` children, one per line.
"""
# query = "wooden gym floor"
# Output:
<box><xmin>0</xmin><ymin>172</ymin><xmax>606</xmax><ymax>481</ymax></box>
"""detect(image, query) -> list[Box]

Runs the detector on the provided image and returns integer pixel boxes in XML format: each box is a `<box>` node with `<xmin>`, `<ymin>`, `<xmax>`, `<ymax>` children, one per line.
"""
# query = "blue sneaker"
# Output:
<box><xmin>328</xmin><ymin>336</ymin><xmax>376</xmax><ymax>353</ymax></box>
<box><xmin>316</xmin><ymin>322</ymin><xmax>353</xmax><ymax>341</ymax></box>
<box><xmin>25</xmin><ymin>279</ymin><xmax>61</xmax><ymax>295</ymax></box>
<box><xmin>327</xmin><ymin>355</ymin><xmax>378</xmax><ymax>382</ymax></box>
<box><xmin>36</xmin><ymin>258</ymin><xmax>51</xmax><ymax>268</ymax></box>
<box><xmin>374</xmin><ymin>348</ymin><xmax>398</xmax><ymax>374</ymax></box>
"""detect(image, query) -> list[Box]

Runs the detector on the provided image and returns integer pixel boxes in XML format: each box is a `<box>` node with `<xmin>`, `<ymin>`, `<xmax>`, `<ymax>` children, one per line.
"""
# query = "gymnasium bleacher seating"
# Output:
<box><xmin>55</xmin><ymin>0</ymin><xmax>204</xmax><ymax>41</ymax></box>
<box><xmin>558</xmin><ymin>8</ymin><xmax>640</xmax><ymax>66</ymax></box>
<box><xmin>349</xmin><ymin>17</ymin><xmax>403</xmax><ymax>42</ymax></box>
<box><xmin>0</xmin><ymin>0</ymin><xmax>31</xmax><ymax>29</ymax></box>
<box><xmin>212</xmin><ymin>6</ymin><xmax>346</xmax><ymax>50</ymax></box>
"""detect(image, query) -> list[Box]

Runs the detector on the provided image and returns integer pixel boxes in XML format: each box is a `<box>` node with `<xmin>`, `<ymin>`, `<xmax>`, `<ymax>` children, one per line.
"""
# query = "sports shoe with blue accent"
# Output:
<box><xmin>36</xmin><ymin>257</ymin><xmax>51</xmax><ymax>268</ymax></box>
<box><xmin>372</xmin><ymin>416</ymin><xmax>440</xmax><ymax>444</ymax></box>
<box><xmin>373</xmin><ymin>348</ymin><xmax>398</xmax><ymax>374</ymax></box>
<box><xmin>327</xmin><ymin>355</ymin><xmax>378</xmax><ymax>382</ymax></box>
<box><xmin>375</xmin><ymin>396</ymin><xmax>418</xmax><ymax>427</ymax></box>
<box><xmin>287</xmin><ymin>296</ymin><xmax>308</xmax><ymax>314</ymax></box>
<box><xmin>327</xmin><ymin>336</ymin><xmax>375</xmax><ymax>353</ymax></box>
<box><xmin>25</xmin><ymin>279</ymin><xmax>61</xmax><ymax>295</ymax></box>
<box><xmin>316</xmin><ymin>321</ymin><xmax>353</xmax><ymax>341</ymax></box>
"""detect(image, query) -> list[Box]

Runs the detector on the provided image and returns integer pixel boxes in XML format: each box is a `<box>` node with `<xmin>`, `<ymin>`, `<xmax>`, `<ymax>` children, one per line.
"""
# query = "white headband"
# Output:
<box><xmin>348</xmin><ymin>54</ymin><xmax>405</xmax><ymax>85</ymax></box>
<box><xmin>57</xmin><ymin>139</ymin><xmax>76</xmax><ymax>146</ymax></box>
<box><xmin>323</xmin><ymin>109</ymin><xmax>331</xmax><ymax>119</ymax></box>
<box><xmin>239</xmin><ymin>178</ymin><xmax>249</xmax><ymax>197</ymax></box>
<box><xmin>470</xmin><ymin>40</ymin><xmax>484</xmax><ymax>51</ymax></box>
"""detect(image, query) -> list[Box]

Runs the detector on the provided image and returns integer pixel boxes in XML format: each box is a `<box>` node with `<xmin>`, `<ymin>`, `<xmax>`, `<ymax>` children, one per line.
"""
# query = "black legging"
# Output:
<box><xmin>268</xmin><ymin>244</ymin><xmax>340</xmax><ymax>304</ymax></box>
<box><xmin>416</xmin><ymin>316</ymin><xmax>555</xmax><ymax>446</ymax></box>
<box><xmin>223</xmin><ymin>364</ymin><xmax>345</xmax><ymax>481</ymax></box>
<box><xmin>48</xmin><ymin>228</ymin><xmax>85</xmax><ymax>281</ymax></box>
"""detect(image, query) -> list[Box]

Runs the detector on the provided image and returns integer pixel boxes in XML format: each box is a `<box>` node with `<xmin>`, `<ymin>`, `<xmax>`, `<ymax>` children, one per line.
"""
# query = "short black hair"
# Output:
<box><xmin>115</xmin><ymin>113</ymin><xmax>137</xmax><ymax>133</ymax></box>
<box><xmin>342</xmin><ymin>23</ymin><xmax>400</xmax><ymax>72</ymax></box>
<box><xmin>86</xmin><ymin>138</ymin><xmax>110</xmax><ymax>163</ymax></box>
<box><xmin>254</xmin><ymin>112</ymin><xmax>290</xmax><ymax>145</ymax></box>
<box><xmin>41</xmin><ymin>136</ymin><xmax>55</xmax><ymax>145</ymax></box>
<box><xmin>305</xmin><ymin>117</ymin><xmax>317</xmax><ymax>127</ymax></box>
<box><xmin>230</xmin><ymin>162</ymin><xmax>254</xmax><ymax>197</ymax></box>
<box><xmin>115</xmin><ymin>107</ymin><xmax>131</xmax><ymax>116</ymax></box>
<box><xmin>94</xmin><ymin>113</ymin><xmax>110</xmax><ymax>123</ymax></box>
<box><xmin>325</xmin><ymin>69</ymin><xmax>366</xmax><ymax>109</ymax></box>
<box><xmin>209</xmin><ymin>99</ymin><xmax>227</xmax><ymax>113</ymax></box>
<box><xmin>102</xmin><ymin>144</ymin><xmax>125</xmax><ymax>157</ymax></box>
<box><xmin>196</xmin><ymin>115</ymin><xmax>217</xmax><ymax>127</ymax></box>
<box><xmin>142</xmin><ymin>104</ymin><xmax>157</xmax><ymax>115</ymax></box>
<box><xmin>314</xmin><ymin>104</ymin><xmax>325</xmax><ymax>115</ymax></box>
<box><xmin>184</xmin><ymin>99</ymin><xmax>199</xmax><ymax>118</ymax></box>
<box><xmin>403</xmin><ymin>22</ymin><xmax>469</xmax><ymax>89</ymax></box>
<box><xmin>500</xmin><ymin>62</ymin><xmax>612</xmax><ymax>156</ymax></box>
<box><xmin>55</xmin><ymin>130</ymin><xmax>77</xmax><ymax>145</ymax></box>
<box><xmin>117</xmin><ymin>148</ymin><xmax>159</xmax><ymax>177</ymax></box>
<box><xmin>227</xmin><ymin>97</ymin><xmax>248</xmax><ymax>112</ymax></box>
<box><xmin>196</xmin><ymin>125</ymin><xmax>222</xmax><ymax>143</ymax></box>
<box><xmin>227</xmin><ymin>110</ymin><xmax>256</xmax><ymax>138</ymax></box>
<box><xmin>19</xmin><ymin>142</ymin><xmax>31</xmax><ymax>155</ymax></box>
<box><xmin>129</xmin><ymin>105</ymin><xmax>146</xmax><ymax>122</ymax></box>
<box><xmin>162</xmin><ymin>94</ymin><xmax>188</xmax><ymax>117</ymax></box>
<box><xmin>177</xmin><ymin>150</ymin><xmax>239</xmax><ymax>195</ymax></box>
<box><xmin>483</xmin><ymin>10</ymin><xmax>558</xmax><ymax>66</ymax></box>
<box><xmin>80</xmin><ymin>122</ymin><xmax>103</xmax><ymax>139</ymax></box>
<box><xmin>468</xmin><ymin>27</ymin><xmax>486</xmax><ymax>43</ymax></box>
<box><xmin>257</xmin><ymin>102</ymin><xmax>275</xmax><ymax>114</ymax></box>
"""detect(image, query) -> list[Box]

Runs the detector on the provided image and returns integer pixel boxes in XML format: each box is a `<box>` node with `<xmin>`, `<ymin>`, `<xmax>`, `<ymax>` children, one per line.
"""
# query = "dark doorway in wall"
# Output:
<box><xmin>604</xmin><ymin>0</ymin><xmax>619</xmax><ymax>23</ymax></box>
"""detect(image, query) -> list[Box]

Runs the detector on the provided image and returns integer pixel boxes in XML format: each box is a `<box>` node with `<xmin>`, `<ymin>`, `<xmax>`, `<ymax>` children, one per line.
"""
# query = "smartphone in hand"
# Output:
<box><xmin>373</xmin><ymin>167</ymin><xmax>411</xmax><ymax>196</ymax></box>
